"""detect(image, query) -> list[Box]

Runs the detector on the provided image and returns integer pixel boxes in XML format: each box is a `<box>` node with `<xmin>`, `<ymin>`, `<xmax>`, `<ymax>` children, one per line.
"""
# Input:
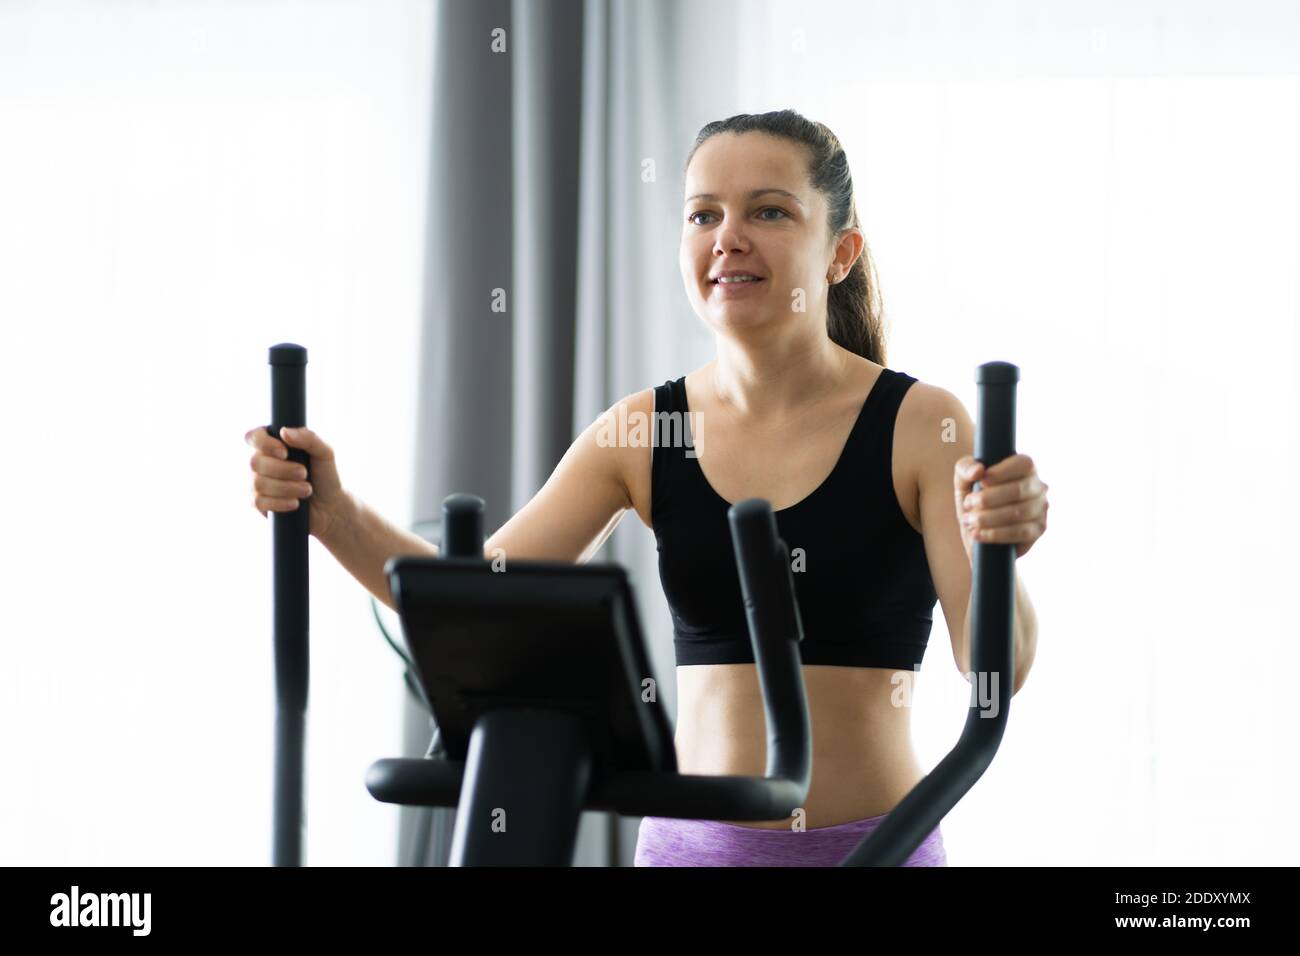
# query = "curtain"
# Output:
<box><xmin>403</xmin><ymin>0</ymin><xmax>754</xmax><ymax>866</ymax></box>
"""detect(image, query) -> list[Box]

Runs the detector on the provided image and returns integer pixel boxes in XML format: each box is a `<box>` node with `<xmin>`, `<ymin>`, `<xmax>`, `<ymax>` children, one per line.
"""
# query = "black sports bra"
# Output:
<box><xmin>650</xmin><ymin>368</ymin><xmax>939</xmax><ymax>669</ymax></box>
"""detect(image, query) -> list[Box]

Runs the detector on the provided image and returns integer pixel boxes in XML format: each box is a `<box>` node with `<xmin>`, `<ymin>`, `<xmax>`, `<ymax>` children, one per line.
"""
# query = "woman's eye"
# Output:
<box><xmin>688</xmin><ymin>207</ymin><xmax>786</xmax><ymax>226</ymax></box>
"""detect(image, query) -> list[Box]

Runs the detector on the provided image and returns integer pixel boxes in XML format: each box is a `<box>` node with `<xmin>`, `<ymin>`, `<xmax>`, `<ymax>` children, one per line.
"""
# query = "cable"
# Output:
<box><xmin>371</xmin><ymin>593</ymin><xmax>451</xmax><ymax>866</ymax></box>
<box><xmin>369</xmin><ymin>594</ymin><xmax>433</xmax><ymax>714</ymax></box>
<box><xmin>371</xmin><ymin>520</ymin><xmax>450</xmax><ymax>865</ymax></box>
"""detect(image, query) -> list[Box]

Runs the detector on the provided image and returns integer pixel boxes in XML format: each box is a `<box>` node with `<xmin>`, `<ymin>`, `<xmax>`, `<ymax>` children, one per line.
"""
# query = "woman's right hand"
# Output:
<box><xmin>245</xmin><ymin>424</ymin><xmax>348</xmax><ymax>542</ymax></box>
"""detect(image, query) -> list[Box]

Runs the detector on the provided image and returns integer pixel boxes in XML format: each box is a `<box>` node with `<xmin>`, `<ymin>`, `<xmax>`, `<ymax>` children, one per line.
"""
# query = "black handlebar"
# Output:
<box><xmin>840</xmin><ymin>360</ymin><xmax>1019</xmax><ymax>865</ymax></box>
<box><xmin>728</xmin><ymin>498</ymin><xmax>812</xmax><ymax>793</ymax></box>
<box><xmin>269</xmin><ymin>343</ymin><xmax>309</xmax><ymax>867</ymax></box>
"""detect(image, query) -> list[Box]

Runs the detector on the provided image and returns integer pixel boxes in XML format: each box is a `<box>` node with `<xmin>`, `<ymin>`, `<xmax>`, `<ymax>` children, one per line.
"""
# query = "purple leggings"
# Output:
<box><xmin>634</xmin><ymin>812</ymin><xmax>947</xmax><ymax>867</ymax></box>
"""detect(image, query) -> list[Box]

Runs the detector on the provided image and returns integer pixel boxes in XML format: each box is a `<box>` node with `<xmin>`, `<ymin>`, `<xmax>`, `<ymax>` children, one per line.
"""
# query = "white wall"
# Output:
<box><xmin>0</xmin><ymin>0</ymin><xmax>434</xmax><ymax>864</ymax></box>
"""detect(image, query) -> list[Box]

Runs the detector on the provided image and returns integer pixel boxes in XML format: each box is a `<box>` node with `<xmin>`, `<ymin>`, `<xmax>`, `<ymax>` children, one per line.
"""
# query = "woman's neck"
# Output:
<box><xmin>709</xmin><ymin>335</ymin><xmax>851</xmax><ymax>420</ymax></box>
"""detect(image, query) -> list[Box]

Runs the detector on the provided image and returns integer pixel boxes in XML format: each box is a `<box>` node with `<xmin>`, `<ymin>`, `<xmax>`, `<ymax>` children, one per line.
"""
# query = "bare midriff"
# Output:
<box><xmin>674</xmin><ymin>662</ymin><xmax>926</xmax><ymax>828</ymax></box>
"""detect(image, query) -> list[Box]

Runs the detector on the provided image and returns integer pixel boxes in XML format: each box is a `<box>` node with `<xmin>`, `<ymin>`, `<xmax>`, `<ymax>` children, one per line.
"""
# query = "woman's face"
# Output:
<box><xmin>680</xmin><ymin>132</ymin><xmax>834</xmax><ymax>338</ymax></box>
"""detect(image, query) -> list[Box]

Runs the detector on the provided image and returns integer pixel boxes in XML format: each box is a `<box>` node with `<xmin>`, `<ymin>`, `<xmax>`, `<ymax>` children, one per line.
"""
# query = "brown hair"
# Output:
<box><xmin>684</xmin><ymin>109</ymin><xmax>887</xmax><ymax>366</ymax></box>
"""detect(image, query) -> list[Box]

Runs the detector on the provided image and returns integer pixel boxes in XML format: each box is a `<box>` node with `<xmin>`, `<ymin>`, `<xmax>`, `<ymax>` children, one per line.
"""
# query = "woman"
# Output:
<box><xmin>245</xmin><ymin>109</ymin><xmax>1049</xmax><ymax>867</ymax></box>
<box><xmin>630</xmin><ymin>110</ymin><xmax>1048</xmax><ymax>866</ymax></box>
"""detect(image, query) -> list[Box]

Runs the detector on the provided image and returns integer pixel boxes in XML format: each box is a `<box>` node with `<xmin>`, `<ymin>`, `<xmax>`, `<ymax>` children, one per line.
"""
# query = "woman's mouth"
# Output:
<box><xmin>710</xmin><ymin>275</ymin><xmax>766</xmax><ymax>297</ymax></box>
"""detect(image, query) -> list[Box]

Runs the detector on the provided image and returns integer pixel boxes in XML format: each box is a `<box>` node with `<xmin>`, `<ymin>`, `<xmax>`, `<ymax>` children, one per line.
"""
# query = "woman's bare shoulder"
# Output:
<box><xmin>600</xmin><ymin>385</ymin><xmax>657</xmax><ymax>531</ymax></box>
<box><xmin>612</xmin><ymin>366</ymin><xmax>712</xmax><ymax>529</ymax></box>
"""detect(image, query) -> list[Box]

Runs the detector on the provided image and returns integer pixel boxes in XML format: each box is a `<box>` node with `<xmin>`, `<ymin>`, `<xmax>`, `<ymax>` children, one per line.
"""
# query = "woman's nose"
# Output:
<box><xmin>713</xmin><ymin>230</ymin><xmax>749</xmax><ymax>254</ymax></box>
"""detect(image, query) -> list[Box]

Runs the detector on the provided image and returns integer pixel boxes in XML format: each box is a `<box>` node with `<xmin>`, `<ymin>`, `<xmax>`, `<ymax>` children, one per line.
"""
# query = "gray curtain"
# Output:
<box><xmin>396</xmin><ymin>0</ymin><xmax>747</xmax><ymax>867</ymax></box>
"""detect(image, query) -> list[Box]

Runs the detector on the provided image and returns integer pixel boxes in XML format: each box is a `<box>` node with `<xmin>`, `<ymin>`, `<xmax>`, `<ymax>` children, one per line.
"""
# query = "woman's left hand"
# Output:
<box><xmin>953</xmin><ymin>453</ymin><xmax>1049</xmax><ymax>560</ymax></box>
